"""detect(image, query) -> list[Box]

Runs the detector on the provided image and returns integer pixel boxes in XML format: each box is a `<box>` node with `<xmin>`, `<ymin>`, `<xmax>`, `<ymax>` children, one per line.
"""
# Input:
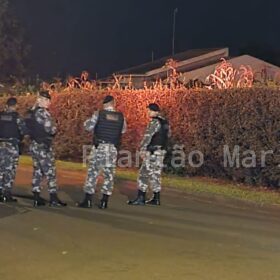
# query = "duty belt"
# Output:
<box><xmin>147</xmin><ymin>145</ymin><xmax>163</xmax><ymax>153</ymax></box>
<box><xmin>0</xmin><ymin>141</ymin><xmax>12</xmax><ymax>148</ymax></box>
<box><xmin>95</xmin><ymin>139</ymin><xmax>113</xmax><ymax>146</ymax></box>
<box><xmin>0</xmin><ymin>138</ymin><xmax>19</xmax><ymax>147</ymax></box>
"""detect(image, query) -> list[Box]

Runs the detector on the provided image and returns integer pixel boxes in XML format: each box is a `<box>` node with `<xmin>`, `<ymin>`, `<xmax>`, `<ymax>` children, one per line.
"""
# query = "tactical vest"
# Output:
<box><xmin>25</xmin><ymin>107</ymin><xmax>53</xmax><ymax>146</ymax></box>
<box><xmin>94</xmin><ymin>110</ymin><xmax>124</xmax><ymax>147</ymax></box>
<box><xmin>147</xmin><ymin>117</ymin><xmax>169</xmax><ymax>152</ymax></box>
<box><xmin>0</xmin><ymin>111</ymin><xmax>21</xmax><ymax>142</ymax></box>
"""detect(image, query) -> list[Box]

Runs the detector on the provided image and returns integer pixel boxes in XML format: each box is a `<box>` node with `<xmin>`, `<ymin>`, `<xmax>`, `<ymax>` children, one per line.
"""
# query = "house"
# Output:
<box><xmin>180</xmin><ymin>54</ymin><xmax>280</xmax><ymax>86</ymax></box>
<box><xmin>103</xmin><ymin>48</ymin><xmax>280</xmax><ymax>88</ymax></box>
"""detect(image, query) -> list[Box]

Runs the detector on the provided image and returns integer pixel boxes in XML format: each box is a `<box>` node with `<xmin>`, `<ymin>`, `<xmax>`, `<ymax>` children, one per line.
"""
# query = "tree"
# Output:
<box><xmin>0</xmin><ymin>0</ymin><xmax>29</xmax><ymax>82</ymax></box>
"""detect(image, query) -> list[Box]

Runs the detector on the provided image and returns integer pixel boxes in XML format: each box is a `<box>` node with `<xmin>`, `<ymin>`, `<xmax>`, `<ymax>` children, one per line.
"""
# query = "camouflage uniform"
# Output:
<box><xmin>30</xmin><ymin>108</ymin><xmax>57</xmax><ymax>194</ymax></box>
<box><xmin>84</xmin><ymin>108</ymin><xmax>126</xmax><ymax>196</ymax></box>
<box><xmin>138</xmin><ymin>118</ymin><xmax>166</xmax><ymax>193</ymax></box>
<box><xmin>0</xmin><ymin>110</ymin><xmax>27</xmax><ymax>193</ymax></box>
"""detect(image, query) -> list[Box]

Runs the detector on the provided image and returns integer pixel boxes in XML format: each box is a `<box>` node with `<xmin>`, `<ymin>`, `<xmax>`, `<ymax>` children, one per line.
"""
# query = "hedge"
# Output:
<box><xmin>0</xmin><ymin>87</ymin><xmax>279</xmax><ymax>187</ymax></box>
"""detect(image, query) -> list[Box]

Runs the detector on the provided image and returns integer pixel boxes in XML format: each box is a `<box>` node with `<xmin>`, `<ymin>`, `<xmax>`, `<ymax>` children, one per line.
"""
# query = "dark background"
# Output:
<box><xmin>12</xmin><ymin>0</ymin><xmax>280</xmax><ymax>79</ymax></box>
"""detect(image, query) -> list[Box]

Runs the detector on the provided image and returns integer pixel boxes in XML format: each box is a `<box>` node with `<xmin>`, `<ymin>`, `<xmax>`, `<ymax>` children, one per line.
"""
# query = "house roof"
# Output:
<box><xmin>179</xmin><ymin>55</ymin><xmax>280</xmax><ymax>83</ymax></box>
<box><xmin>116</xmin><ymin>48</ymin><xmax>225</xmax><ymax>75</ymax></box>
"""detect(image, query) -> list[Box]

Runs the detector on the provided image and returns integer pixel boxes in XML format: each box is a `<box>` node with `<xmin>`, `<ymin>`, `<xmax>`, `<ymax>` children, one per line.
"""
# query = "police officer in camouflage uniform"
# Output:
<box><xmin>27</xmin><ymin>91</ymin><xmax>67</xmax><ymax>207</ymax></box>
<box><xmin>0</xmin><ymin>97</ymin><xmax>28</xmax><ymax>203</ymax></box>
<box><xmin>128</xmin><ymin>103</ymin><xmax>170</xmax><ymax>206</ymax></box>
<box><xmin>77</xmin><ymin>95</ymin><xmax>126</xmax><ymax>209</ymax></box>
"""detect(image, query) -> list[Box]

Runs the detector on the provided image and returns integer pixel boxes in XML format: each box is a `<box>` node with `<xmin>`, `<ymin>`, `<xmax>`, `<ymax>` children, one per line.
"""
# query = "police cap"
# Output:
<box><xmin>39</xmin><ymin>90</ymin><xmax>51</xmax><ymax>100</ymax></box>
<box><xmin>6</xmin><ymin>97</ymin><xmax>17</xmax><ymax>107</ymax></box>
<box><xmin>147</xmin><ymin>103</ymin><xmax>160</xmax><ymax>112</ymax></box>
<box><xmin>103</xmin><ymin>95</ymin><xmax>114</xmax><ymax>104</ymax></box>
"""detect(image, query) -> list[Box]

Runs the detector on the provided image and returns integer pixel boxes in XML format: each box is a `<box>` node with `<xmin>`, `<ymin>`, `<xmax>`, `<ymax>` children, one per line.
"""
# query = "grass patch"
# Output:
<box><xmin>19</xmin><ymin>156</ymin><xmax>280</xmax><ymax>206</ymax></box>
<box><xmin>162</xmin><ymin>176</ymin><xmax>280</xmax><ymax>205</ymax></box>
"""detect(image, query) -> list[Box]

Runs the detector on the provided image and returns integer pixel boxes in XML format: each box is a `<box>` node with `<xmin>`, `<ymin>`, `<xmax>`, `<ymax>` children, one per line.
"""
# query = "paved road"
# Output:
<box><xmin>0</xmin><ymin>167</ymin><xmax>280</xmax><ymax>280</ymax></box>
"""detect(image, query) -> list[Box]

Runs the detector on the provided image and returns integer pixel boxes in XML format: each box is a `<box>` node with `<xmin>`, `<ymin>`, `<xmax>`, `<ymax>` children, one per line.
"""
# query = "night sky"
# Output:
<box><xmin>12</xmin><ymin>0</ymin><xmax>280</xmax><ymax>79</ymax></box>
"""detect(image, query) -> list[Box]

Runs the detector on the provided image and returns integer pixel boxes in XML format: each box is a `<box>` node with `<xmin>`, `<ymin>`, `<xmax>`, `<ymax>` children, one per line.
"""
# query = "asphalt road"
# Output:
<box><xmin>0</xmin><ymin>167</ymin><xmax>280</xmax><ymax>280</ymax></box>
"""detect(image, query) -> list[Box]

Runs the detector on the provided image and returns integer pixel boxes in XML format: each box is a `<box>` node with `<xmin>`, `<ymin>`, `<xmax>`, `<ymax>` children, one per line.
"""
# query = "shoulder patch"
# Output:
<box><xmin>0</xmin><ymin>115</ymin><xmax>13</xmax><ymax>121</ymax></box>
<box><xmin>106</xmin><ymin>113</ymin><xmax>120</xmax><ymax>122</ymax></box>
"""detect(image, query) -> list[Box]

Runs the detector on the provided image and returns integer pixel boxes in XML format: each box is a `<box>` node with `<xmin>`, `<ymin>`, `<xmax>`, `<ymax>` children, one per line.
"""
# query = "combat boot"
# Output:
<box><xmin>33</xmin><ymin>192</ymin><xmax>46</xmax><ymax>207</ymax></box>
<box><xmin>4</xmin><ymin>190</ymin><xmax>17</xmax><ymax>203</ymax></box>
<box><xmin>77</xmin><ymin>193</ymin><xmax>93</xmax><ymax>208</ymax></box>
<box><xmin>98</xmin><ymin>194</ymin><xmax>109</xmax><ymax>209</ymax></box>
<box><xmin>146</xmin><ymin>192</ymin><xmax>160</xmax><ymax>206</ymax></box>
<box><xmin>127</xmin><ymin>190</ymin><xmax>146</xmax><ymax>206</ymax></box>
<box><xmin>49</xmin><ymin>192</ymin><xmax>67</xmax><ymax>207</ymax></box>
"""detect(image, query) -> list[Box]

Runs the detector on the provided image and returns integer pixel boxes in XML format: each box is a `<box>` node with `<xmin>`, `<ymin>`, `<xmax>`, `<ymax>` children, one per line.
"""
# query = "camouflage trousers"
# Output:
<box><xmin>30</xmin><ymin>141</ymin><xmax>57</xmax><ymax>193</ymax></box>
<box><xmin>84</xmin><ymin>144</ymin><xmax>118</xmax><ymax>196</ymax></box>
<box><xmin>0</xmin><ymin>142</ymin><xmax>19</xmax><ymax>191</ymax></box>
<box><xmin>138</xmin><ymin>150</ymin><xmax>166</xmax><ymax>193</ymax></box>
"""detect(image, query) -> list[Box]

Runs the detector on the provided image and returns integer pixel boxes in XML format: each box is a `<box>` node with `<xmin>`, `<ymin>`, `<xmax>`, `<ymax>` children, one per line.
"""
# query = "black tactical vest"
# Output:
<box><xmin>25</xmin><ymin>107</ymin><xmax>53</xmax><ymax>146</ymax></box>
<box><xmin>147</xmin><ymin>117</ymin><xmax>169</xmax><ymax>152</ymax></box>
<box><xmin>94</xmin><ymin>110</ymin><xmax>124</xmax><ymax>147</ymax></box>
<box><xmin>0</xmin><ymin>111</ymin><xmax>21</xmax><ymax>142</ymax></box>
